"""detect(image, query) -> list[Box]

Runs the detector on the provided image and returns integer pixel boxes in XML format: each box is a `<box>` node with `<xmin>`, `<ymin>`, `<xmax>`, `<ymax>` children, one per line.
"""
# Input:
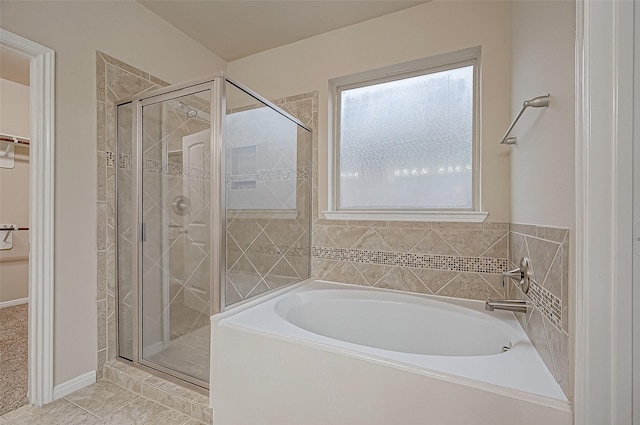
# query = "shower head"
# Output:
<box><xmin>178</xmin><ymin>102</ymin><xmax>198</xmax><ymax>118</ymax></box>
<box><xmin>522</xmin><ymin>94</ymin><xmax>550</xmax><ymax>109</ymax></box>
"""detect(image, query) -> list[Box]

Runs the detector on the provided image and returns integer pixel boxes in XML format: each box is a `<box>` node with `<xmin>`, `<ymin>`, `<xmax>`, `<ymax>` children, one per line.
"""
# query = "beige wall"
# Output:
<box><xmin>0</xmin><ymin>78</ymin><xmax>30</xmax><ymax>303</ymax></box>
<box><xmin>0</xmin><ymin>78</ymin><xmax>29</xmax><ymax>136</ymax></box>
<box><xmin>0</xmin><ymin>0</ymin><xmax>226</xmax><ymax>386</ymax></box>
<box><xmin>228</xmin><ymin>0</ymin><xmax>512</xmax><ymax>222</ymax></box>
<box><xmin>509</xmin><ymin>1</ymin><xmax>575</xmax><ymax>228</ymax></box>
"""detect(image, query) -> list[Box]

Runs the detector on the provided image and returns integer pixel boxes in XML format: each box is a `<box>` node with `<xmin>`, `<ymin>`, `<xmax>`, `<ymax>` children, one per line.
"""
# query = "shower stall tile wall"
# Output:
<box><xmin>98</xmin><ymin>51</ymin><xmax>313</xmax><ymax>388</ymax></box>
<box><xmin>224</xmin><ymin>92</ymin><xmax>316</xmax><ymax>305</ymax></box>
<box><xmin>96</xmin><ymin>51</ymin><xmax>170</xmax><ymax>380</ymax></box>
<box><xmin>311</xmin><ymin>221</ymin><xmax>509</xmax><ymax>300</ymax></box>
<box><xmin>104</xmin><ymin>54</ymin><xmax>312</xmax><ymax>389</ymax></box>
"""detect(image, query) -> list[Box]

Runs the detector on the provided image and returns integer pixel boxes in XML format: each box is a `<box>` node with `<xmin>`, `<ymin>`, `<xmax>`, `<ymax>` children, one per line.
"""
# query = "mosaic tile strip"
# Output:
<box><xmin>297</xmin><ymin>167</ymin><xmax>310</xmax><ymax>180</ymax></box>
<box><xmin>225</xmin><ymin>167</ymin><xmax>310</xmax><ymax>183</ymax></box>
<box><xmin>118</xmin><ymin>153</ymin><xmax>132</xmax><ymax>171</ymax></box>
<box><xmin>106</xmin><ymin>151</ymin><xmax>115</xmax><ymax>168</ymax></box>
<box><xmin>111</xmin><ymin>155</ymin><xmax>211</xmax><ymax>180</ymax></box>
<box><xmin>110</xmin><ymin>155</ymin><xmax>307</xmax><ymax>183</ymax></box>
<box><xmin>312</xmin><ymin>246</ymin><xmax>508</xmax><ymax>274</ymax></box>
<box><xmin>527</xmin><ymin>279</ymin><xmax>562</xmax><ymax>329</ymax></box>
<box><xmin>182</xmin><ymin>165</ymin><xmax>210</xmax><ymax>181</ymax></box>
<box><xmin>142</xmin><ymin>158</ymin><xmax>210</xmax><ymax>181</ymax></box>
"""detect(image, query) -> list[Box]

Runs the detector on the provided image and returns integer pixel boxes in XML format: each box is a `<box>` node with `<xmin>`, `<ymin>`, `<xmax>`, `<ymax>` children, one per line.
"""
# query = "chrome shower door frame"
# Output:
<box><xmin>117</xmin><ymin>77</ymin><xmax>222</xmax><ymax>390</ymax></box>
<box><xmin>115</xmin><ymin>73</ymin><xmax>312</xmax><ymax>390</ymax></box>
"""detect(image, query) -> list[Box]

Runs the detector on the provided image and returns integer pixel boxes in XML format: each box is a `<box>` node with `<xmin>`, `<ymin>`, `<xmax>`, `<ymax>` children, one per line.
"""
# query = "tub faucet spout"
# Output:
<box><xmin>485</xmin><ymin>297</ymin><xmax>528</xmax><ymax>314</ymax></box>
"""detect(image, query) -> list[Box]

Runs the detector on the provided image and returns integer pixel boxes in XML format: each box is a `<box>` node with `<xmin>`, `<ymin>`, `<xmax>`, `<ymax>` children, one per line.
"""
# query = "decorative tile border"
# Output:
<box><xmin>118</xmin><ymin>153</ymin><xmax>132</xmax><ymax>171</ymax></box>
<box><xmin>312</xmin><ymin>246</ymin><xmax>508</xmax><ymax>274</ymax></box>
<box><xmin>527</xmin><ymin>279</ymin><xmax>562</xmax><ymax>329</ymax></box>
<box><xmin>106</xmin><ymin>151</ymin><xmax>115</xmax><ymax>168</ymax></box>
<box><xmin>297</xmin><ymin>167</ymin><xmax>310</xmax><ymax>180</ymax></box>
<box><xmin>225</xmin><ymin>166</ymin><xmax>310</xmax><ymax>183</ymax></box>
<box><xmin>111</xmin><ymin>154</ymin><xmax>310</xmax><ymax>184</ymax></box>
<box><xmin>142</xmin><ymin>158</ymin><xmax>210</xmax><ymax>181</ymax></box>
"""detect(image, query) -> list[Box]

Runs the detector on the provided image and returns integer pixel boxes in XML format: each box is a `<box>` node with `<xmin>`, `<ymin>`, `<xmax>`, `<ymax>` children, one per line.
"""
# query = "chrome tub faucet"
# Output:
<box><xmin>485</xmin><ymin>257</ymin><xmax>532</xmax><ymax>314</ymax></box>
<box><xmin>502</xmin><ymin>257</ymin><xmax>532</xmax><ymax>294</ymax></box>
<box><xmin>485</xmin><ymin>297</ymin><xmax>528</xmax><ymax>313</ymax></box>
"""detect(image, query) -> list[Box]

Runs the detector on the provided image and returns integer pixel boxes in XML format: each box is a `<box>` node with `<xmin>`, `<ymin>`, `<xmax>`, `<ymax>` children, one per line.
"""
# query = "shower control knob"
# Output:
<box><xmin>172</xmin><ymin>196</ymin><xmax>191</xmax><ymax>216</ymax></box>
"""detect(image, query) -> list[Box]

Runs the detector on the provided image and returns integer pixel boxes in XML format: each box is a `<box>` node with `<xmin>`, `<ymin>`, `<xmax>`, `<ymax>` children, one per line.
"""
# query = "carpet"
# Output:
<box><xmin>0</xmin><ymin>303</ymin><xmax>29</xmax><ymax>416</ymax></box>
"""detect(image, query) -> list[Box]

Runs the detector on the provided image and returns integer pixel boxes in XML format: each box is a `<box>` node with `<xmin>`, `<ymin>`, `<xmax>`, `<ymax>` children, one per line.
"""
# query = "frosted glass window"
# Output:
<box><xmin>337</xmin><ymin>63</ymin><xmax>475</xmax><ymax>210</ymax></box>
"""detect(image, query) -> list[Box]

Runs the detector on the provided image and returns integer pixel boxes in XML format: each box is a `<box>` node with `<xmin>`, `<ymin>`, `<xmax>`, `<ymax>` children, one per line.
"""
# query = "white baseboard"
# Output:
<box><xmin>53</xmin><ymin>370</ymin><xmax>96</xmax><ymax>400</ymax></box>
<box><xmin>0</xmin><ymin>297</ymin><xmax>28</xmax><ymax>309</ymax></box>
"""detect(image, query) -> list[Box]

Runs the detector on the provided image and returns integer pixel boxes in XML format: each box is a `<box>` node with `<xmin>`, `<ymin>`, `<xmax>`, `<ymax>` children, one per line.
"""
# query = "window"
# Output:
<box><xmin>329</xmin><ymin>48</ymin><xmax>482</xmax><ymax>220</ymax></box>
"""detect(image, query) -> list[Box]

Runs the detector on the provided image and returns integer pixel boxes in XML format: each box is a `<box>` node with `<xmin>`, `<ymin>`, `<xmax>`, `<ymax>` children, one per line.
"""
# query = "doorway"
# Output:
<box><xmin>0</xmin><ymin>28</ymin><xmax>55</xmax><ymax>408</ymax></box>
<box><xmin>0</xmin><ymin>46</ymin><xmax>31</xmax><ymax>415</ymax></box>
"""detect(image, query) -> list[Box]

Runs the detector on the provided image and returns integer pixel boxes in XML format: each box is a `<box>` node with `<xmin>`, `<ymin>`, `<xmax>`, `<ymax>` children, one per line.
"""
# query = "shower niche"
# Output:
<box><xmin>116</xmin><ymin>76</ymin><xmax>312</xmax><ymax>389</ymax></box>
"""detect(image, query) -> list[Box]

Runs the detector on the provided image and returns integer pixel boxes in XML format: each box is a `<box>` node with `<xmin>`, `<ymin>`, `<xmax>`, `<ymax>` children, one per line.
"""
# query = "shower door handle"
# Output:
<box><xmin>140</xmin><ymin>223</ymin><xmax>146</xmax><ymax>243</ymax></box>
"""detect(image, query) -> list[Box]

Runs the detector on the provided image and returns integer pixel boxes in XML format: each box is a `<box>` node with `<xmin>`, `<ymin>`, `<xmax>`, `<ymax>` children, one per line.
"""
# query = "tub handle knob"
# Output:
<box><xmin>502</xmin><ymin>257</ymin><xmax>531</xmax><ymax>294</ymax></box>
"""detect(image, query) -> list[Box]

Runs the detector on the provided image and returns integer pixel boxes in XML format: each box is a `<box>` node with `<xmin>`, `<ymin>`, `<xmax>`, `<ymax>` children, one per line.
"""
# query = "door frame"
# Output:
<box><xmin>126</xmin><ymin>81</ymin><xmax>215</xmax><ymax>390</ymax></box>
<box><xmin>634</xmin><ymin>1</ymin><xmax>640</xmax><ymax>420</ymax></box>
<box><xmin>0</xmin><ymin>29</ymin><xmax>55</xmax><ymax>407</ymax></box>
<box><xmin>574</xmin><ymin>0</ymin><xmax>635</xmax><ymax>423</ymax></box>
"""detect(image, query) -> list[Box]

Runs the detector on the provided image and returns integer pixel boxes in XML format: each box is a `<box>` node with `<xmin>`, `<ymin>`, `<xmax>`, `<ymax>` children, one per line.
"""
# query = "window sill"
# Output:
<box><xmin>322</xmin><ymin>210</ymin><xmax>488</xmax><ymax>223</ymax></box>
<box><xmin>227</xmin><ymin>209</ymin><xmax>298</xmax><ymax>219</ymax></box>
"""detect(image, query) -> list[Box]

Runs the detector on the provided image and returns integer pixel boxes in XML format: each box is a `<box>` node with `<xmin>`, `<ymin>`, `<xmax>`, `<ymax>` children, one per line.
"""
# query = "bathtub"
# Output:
<box><xmin>211</xmin><ymin>280</ymin><xmax>572</xmax><ymax>425</ymax></box>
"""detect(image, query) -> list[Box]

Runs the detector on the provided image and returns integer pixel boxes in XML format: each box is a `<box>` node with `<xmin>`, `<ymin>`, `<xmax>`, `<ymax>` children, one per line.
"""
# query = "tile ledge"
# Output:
<box><xmin>322</xmin><ymin>211</ymin><xmax>488</xmax><ymax>223</ymax></box>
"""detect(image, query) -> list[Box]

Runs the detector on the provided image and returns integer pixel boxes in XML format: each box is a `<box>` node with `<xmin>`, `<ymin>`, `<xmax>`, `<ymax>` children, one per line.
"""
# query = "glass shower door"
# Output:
<box><xmin>139</xmin><ymin>85</ymin><xmax>212</xmax><ymax>386</ymax></box>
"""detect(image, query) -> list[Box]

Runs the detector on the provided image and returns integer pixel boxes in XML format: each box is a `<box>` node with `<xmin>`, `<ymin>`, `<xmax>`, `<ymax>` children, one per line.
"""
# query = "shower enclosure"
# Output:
<box><xmin>116</xmin><ymin>75</ymin><xmax>312</xmax><ymax>389</ymax></box>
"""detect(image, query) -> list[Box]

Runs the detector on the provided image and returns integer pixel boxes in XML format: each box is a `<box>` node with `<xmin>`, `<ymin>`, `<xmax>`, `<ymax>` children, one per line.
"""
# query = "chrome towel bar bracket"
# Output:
<box><xmin>499</xmin><ymin>94</ymin><xmax>550</xmax><ymax>145</ymax></box>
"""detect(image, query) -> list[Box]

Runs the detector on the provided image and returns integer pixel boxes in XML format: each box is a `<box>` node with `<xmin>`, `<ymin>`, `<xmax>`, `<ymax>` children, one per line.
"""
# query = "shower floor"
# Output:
<box><xmin>146</xmin><ymin>323</ymin><xmax>210</xmax><ymax>383</ymax></box>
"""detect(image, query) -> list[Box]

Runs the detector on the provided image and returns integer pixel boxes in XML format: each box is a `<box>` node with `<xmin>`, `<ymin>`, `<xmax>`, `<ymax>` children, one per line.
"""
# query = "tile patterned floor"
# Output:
<box><xmin>0</xmin><ymin>381</ymin><xmax>208</xmax><ymax>425</ymax></box>
<box><xmin>103</xmin><ymin>361</ymin><xmax>212</xmax><ymax>424</ymax></box>
<box><xmin>146</xmin><ymin>325</ymin><xmax>210</xmax><ymax>382</ymax></box>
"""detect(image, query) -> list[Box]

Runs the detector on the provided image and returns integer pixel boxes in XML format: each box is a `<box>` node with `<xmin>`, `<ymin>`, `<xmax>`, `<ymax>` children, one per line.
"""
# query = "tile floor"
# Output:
<box><xmin>147</xmin><ymin>325</ymin><xmax>210</xmax><ymax>382</ymax></box>
<box><xmin>0</xmin><ymin>381</ymin><xmax>207</xmax><ymax>425</ymax></box>
<box><xmin>103</xmin><ymin>361</ymin><xmax>211</xmax><ymax>423</ymax></box>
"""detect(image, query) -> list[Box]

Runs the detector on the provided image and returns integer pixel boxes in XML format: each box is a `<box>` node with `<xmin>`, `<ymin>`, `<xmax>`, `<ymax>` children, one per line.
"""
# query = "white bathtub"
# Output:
<box><xmin>211</xmin><ymin>280</ymin><xmax>572</xmax><ymax>425</ymax></box>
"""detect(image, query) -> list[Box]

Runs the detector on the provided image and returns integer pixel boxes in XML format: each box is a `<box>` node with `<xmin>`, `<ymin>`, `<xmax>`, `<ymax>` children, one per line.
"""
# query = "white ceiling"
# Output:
<box><xmin>138</xmin><ymin>1</ymin><xmax>429</xmax><ymax>61</ymax></box>
<box><xmin>0</xmin><ymin>47</ymin><xmax>30</xmax><ymax>86</ymax></box>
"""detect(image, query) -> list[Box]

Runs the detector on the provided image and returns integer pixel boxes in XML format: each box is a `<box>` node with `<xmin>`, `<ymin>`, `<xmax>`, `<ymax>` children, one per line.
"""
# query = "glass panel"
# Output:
<box><xmin>141</xmin><ymin>89</ymin><xmax>211</xmax><ymax>383</ymax></box>
<box><xmin>224</xmin><ymin>82</ymin><xmax>311</xmax><ymax>308</ymax></box>
<box><xmin>116</xmin><ymin>102</ymin><xmax>134</xmax><ymax>361</ymax></box>
<box><xmin>339</xmin><ymin>64</ymin><xmax>474</xmax><ymax>209</ymax></box>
